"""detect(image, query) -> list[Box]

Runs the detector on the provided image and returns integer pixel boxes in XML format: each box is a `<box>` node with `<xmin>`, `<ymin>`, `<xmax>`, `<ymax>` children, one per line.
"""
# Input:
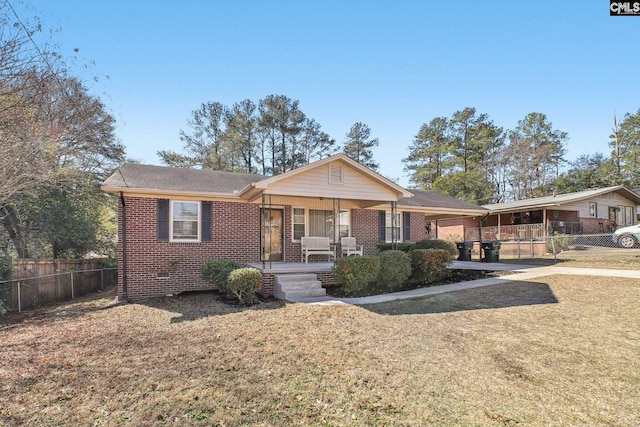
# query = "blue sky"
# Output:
<box><xmin>17</xmin><ymin>0</ymin><xmax>640</xmax><ymax>186</ymax></box>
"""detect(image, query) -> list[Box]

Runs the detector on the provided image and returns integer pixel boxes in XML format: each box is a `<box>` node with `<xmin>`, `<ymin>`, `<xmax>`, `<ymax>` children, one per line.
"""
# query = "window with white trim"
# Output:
<box><xmin>293</xmin><ymin>208</ymin><xmax>306</xmax><ymax>240</ymax></box>
<box><xmin>309</xmin><ymin>209</ymin><xmax>333</xmax><ymax>239</ymax></box>
<box><xmin>171</xmin><ymin>201</ymin><xmax>200</xmax><ymax>241</ymax></box>
<box><xmin>338</xmin><ymin>210</ymin><xmax>350</xmax><ymax>239</ymax></box>
<box><xmin>385</xmin><ymin>211</ymin><xmax>401</xmax><ymax>243</ymax></box>
<box><xmin>292</xmin><ymin>208</ymin><xmax>350</xmax><ymax>242</ymax></box>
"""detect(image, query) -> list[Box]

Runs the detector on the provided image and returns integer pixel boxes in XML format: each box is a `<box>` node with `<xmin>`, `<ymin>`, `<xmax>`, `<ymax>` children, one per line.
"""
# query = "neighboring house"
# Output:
<box><xmin>437</xmin><ymin>186</ymin><xmax>640</xmax><ymax>256</ymax></box>
<box><xmin>102</xmin><ymin>153</ymin><xmax>487</xmax><ymax>301</ymax></box>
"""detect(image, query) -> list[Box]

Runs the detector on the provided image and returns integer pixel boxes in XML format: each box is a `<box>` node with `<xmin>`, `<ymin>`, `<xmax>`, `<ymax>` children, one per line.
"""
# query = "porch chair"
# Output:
<box><xmin>341</xmin><ymin>237</ymin><xmax>363</xmax><ymax>256</ymax></box>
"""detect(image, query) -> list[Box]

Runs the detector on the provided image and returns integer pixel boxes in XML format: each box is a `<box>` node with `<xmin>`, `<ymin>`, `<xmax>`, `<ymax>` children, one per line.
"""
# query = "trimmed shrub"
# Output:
<box><xmin>332</xmin><ymin>256</ymin><xmax>380</xmax><ymax>297</ymax></box>
<box><xmin>408</xmin><ymin>249</ymin><xmax>453</xmax><ymax>286</ymax></box>
<box><xmin>226</xmin><ymin>268</ymin><xmax>263</xmax><ymax>305</ymax></box>
<box><xmin>377</xmin><ymin>250</ymin><xmax>411</xmax><ymax>293</ymax></box>
<box><xmin>413</xmin><ymin>239</ymin><xmax>457</xmax><ymax>257</ymax></box>
<box><xmin>377</xmin><ymin>242</ymin><xmax>414</xmax><ymax>253</ymax></box>
<box><xmin>201</xmin><ymin>259</ymin><xmax>241</xmax><ymax>294</ymax></box>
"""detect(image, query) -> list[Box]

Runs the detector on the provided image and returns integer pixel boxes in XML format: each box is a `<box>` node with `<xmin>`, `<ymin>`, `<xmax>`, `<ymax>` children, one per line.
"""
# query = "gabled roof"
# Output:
<box><xmin>397</xmin><ymin>189</ymin><xmax>488</xmax><ymax>220</ymax></box>
<box><xmin>101</xmin><ymin>156</ymin><xmax>486</xmax><ymax>220</ymax></box>
<box><xmin>237</xmin><ymin>153</ymin><xmax>413</xmax><ymax>200</ymax></box>
<box><xmin>101</xmin><ymin>163</ymin><xmax>264</xmax><ymax>198</ymax></box>
<box><xmin>483</xmin><ymin>186</ymin><xmax>640</xmax><ymax>213</ymax></box>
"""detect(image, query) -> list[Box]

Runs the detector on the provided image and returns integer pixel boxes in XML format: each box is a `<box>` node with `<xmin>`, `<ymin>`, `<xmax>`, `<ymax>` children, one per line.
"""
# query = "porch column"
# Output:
<box><xmin>261</xmin><ymin>193</ymin><xmax>266</xmax><ymax>269</ymax></box>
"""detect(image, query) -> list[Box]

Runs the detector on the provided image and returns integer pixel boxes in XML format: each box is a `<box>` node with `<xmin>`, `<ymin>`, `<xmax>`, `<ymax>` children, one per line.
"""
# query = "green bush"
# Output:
<box><xmin>201</xmin><ymin>259</ymin><xmax>241</xmax><ymax>294</ymax></box>
<box><xmin>377</xmin><ymin>242</ymin><xmax>414</xmax><ymax>253</ymax></box>
<box><xmin>226</xmin><ymin>268</ymin><xmax>263</xmax><ymax>305</ymax></box>
<box><xmin>412</xmin><ymin>239</ymin><xmax>457</xmax><ymax>256</ymax></box>
<box><xmin>332</xmin><ymin>256</ymin><xmax>380</xmax><ymax>297</ymax></box>
<box><xmin>377</xmin><ymin>250</ymin><xmax>411</xmax><ymax>293</ymax></box>
<box><xmin>408</xmin><ymin>249</ymin><xmax>453</xmax><ymax>286</ymax></box>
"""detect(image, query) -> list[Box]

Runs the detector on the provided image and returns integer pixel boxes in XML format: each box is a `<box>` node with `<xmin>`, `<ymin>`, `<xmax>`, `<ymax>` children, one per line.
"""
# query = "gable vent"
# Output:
<box><xmin>329</xmin><ymin>164</ymin><xmax>343</xmax><ymax>184</ymax></box>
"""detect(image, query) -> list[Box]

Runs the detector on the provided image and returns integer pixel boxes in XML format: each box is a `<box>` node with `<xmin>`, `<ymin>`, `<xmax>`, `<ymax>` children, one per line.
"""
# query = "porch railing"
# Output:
<box><xmin>464</xmin><ymin>224</ymin><xmax>545</xmax><ymax>241</ymax></box>
<box><xmin>464</xmin><ymin>222</ymin><xmax>584</xmax><ymax>242</ymax></box>
<box><xmin>547</xmin><ymin>221</ymin><xmax>583</xmax><ymax>235</ymax></box>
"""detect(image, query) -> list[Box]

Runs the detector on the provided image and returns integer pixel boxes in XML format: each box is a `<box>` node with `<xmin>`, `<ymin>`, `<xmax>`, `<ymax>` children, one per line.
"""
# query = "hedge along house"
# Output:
<box><xmin>436</xmin><ymin>186</ymin><xmax>640</xmax><ymax>257</ymax></box>
<box><xmin>102</xmin><ymin>153</ymin><xmax>488</xmax><ymax>301</ymax></box>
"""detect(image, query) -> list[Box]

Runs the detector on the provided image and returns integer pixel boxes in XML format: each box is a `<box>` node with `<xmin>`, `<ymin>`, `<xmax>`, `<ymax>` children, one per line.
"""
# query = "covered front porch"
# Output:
<box><xmin>463</xmin><ymin>209</ymin><xmax>587</xmax><ymax>242</ymax></box>
<box><xmin>238</xmin><ymin>154</ymin><xmax>414</xmax><ymax>266</ymax></box>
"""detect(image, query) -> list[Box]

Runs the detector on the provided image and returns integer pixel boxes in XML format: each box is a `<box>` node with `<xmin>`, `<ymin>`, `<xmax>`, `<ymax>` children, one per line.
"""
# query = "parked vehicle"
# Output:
<box><xmin>612</xmin><ymin>224</ymin><xmax>640</xmax><ymax>248</ymax></box>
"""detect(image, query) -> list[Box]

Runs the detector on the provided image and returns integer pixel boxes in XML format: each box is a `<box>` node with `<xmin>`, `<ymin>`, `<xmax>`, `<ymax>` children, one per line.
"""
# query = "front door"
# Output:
<box><xmin>261</xmin><ymin>208</ymin><xmax>284</xmax><ymax>261</ymax></box>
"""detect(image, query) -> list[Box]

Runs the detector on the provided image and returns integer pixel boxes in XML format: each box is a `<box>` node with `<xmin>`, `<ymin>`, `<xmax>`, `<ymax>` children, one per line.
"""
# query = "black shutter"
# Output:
<box><xmin>403</xmin><ymin>212</ymin><xmax>411</xmax><ymax>242</ymax></box>
<box><xmin>201</xmin><ymin>201</ymin><xmax>212</xmax><ymax>242</ymax></box>
<box><xmin>378</xmin><ymin>210</ymin><xmax>386</xmax><ymax>243</ymax></box>
<box><xmin>157</xmin><ymin>199</ymin><xmax>169</xmax><ymax>242</ymax></box>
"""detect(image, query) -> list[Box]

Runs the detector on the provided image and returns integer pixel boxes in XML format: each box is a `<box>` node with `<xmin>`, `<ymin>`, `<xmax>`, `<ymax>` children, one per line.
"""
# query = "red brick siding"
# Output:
<box><xmin>408</xmin><ymin>212</ymin><xmax>426</xmax><ymax>242</ymax></box>
<box><xmin>436</xmin><ymin>218</ymin><xmax>465</xmax><ymax>241</ymax></box>
<box><xmin>118</xmin><ymin>199</ymin><xmax>414</xmax><ymax>301</ymax></box>
<box><xmin>118</xmin><ymin>197</ymin><xmax>261</xmax><ymax>301</ymax></box>
<box><xmin>260</xmin><ymin>275</ymin><xmax>274</xmax><ymax>297</ymax></box>
<box><xmin>352</xmin><ymin>209</ymin><xmax>381</xmax><ymax>256</ymax></box>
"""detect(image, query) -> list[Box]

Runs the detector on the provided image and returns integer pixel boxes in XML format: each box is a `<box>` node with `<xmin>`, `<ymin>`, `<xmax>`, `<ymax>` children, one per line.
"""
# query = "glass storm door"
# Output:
<box><xmin>261</xmin><ymin>208</ymin><xmax>284</xmax><ymax>261</ymax></box>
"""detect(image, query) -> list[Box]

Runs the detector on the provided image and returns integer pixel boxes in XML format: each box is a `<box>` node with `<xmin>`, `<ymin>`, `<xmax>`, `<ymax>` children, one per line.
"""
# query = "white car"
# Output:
<box><xmin>612</xmin><ymin>224</ymin><xmax>640</xmax><ymax>248</ymax></box>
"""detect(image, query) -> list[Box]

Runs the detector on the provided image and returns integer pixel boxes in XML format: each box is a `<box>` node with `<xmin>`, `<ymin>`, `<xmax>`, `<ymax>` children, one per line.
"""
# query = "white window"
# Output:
<box><xmin>171</xmin><ymin>201</ymin><xmax>200</xmax><ymax>241</ymax></box>
<box><xmin>293</xmin><ymin>208</ymin><xmax>350</xmax><ymax>242</ymax></box>
<box><xmin>309</xmin><ymin>209</ymin><xmax>333</xmax><ymax>239</ymax></box>
<box><xmin>386</xmin><ymin>211</ymin><xmax>402</xmax><ymax>243</ymax></box>
<box><xmin>293</xmin><ymin>208</ymin><xmax>306</xmax><ymax>240</ymax></box>
<box><xmin>338</xmin><ymin>210</ymin><xmax>350</xmax><ymax>239</ymax></box>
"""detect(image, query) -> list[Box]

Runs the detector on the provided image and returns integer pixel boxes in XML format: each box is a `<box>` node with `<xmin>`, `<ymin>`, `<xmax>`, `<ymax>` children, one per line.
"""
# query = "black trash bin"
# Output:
<box><xmin>456</xmin><ymin>241</ymin><xmax>474</xmax><ymax>261</ymax></box>
<box><xmin>482</xmin><ymin>240</ymin><xmax>501</xmax><ymax>263</ymax></box>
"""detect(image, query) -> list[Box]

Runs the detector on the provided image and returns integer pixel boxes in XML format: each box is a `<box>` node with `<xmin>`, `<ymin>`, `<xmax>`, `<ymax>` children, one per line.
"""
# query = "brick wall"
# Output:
<box><xmin>409</xmin><ymin>212</ymin><xmax>426</xmax><ymax>242</ymax></box>
<box><xmin>351</xmin><ymin>209</ymin><xmax>380</xmax><ymax>256</ymax></box>
<box><xmin>118</xmin><ymin>197</ymin><xmax>261</xmax><ymax>301</ymax></box>
<box><xmin>118</xmin><ymin>199</ymin><xmax>430</xmax><ymax>301</ymax></box>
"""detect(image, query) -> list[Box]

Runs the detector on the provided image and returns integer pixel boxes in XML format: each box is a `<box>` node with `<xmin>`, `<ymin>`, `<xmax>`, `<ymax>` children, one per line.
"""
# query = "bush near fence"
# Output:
<box><xmin>1</xmin><ymin>259</ymin><xmax>117</xmax><ymax>312</ymax></box>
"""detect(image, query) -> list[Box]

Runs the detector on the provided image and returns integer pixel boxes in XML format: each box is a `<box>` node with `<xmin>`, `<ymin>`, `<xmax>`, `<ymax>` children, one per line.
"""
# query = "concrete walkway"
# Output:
<box><xmin>289</xmin><ymin>261</ymin><xmax>640</xmax><ymax>305</ymax></box>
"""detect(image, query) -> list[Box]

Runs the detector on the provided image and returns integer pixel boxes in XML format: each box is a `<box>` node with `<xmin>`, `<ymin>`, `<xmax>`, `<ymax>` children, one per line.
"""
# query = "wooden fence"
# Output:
<box><xmin>1</xmin><ymin>259</ymin><xmax>117</xmax><ymax>312</ymax></box>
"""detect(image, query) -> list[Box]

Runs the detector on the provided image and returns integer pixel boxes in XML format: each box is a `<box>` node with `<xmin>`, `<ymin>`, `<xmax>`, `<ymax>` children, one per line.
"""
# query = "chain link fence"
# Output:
<box><xmin>470</xmin><ymin>232</ymin><xmax>636</xmax><ymax>261</ymax></box>
<box><xmin>0</xmin><ymin>267</ymin><xmax>117</xmax><ymax>312</ymax></box>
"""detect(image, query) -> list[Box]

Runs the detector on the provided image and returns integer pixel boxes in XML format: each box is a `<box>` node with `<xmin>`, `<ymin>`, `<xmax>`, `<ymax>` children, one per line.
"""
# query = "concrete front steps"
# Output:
<box><xmin>274</xmin><ymin>273</ymin><xmax>327</xmax><ymax>301</ymax></box>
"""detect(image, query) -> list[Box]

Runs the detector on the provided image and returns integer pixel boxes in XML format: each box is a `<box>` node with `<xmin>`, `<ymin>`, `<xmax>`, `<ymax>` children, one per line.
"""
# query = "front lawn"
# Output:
<box><xmin>1</xmin><ymin>275</ymin><xmax>639</xmax><ymax>425</ymax></box>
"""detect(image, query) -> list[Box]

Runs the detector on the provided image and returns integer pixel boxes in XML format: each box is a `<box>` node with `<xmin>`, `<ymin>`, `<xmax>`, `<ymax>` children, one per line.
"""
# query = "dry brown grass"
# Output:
<box><xmin>1</xmin><ymin>275</ymin><xmax>639</xmax><ymax>426</ymax></box>
<box><xmin>502</xmin><ymin>246</ymin><xmax>640</xmax><ymax>269</ymax></box>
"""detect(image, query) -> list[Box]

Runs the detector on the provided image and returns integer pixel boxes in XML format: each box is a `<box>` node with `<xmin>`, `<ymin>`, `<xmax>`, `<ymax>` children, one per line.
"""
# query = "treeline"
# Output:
<box><xmin>167</xmin><ymin>99</ymin><xmax>640</xmax><ymax>205</ymax></box>
<box><xmin>158</xmin><ymin>95</ymin><xmax>381</xmax><ymax>175</ymax></box>
<box><xmin>405</xmin><ymin>107</ymin><xmax>640</xmax><ymax>204</ymax></box>
<box><xmin>0</xmin><ymin>5</ymin><xmax>125</xmax><ymax>260</ymax></box>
